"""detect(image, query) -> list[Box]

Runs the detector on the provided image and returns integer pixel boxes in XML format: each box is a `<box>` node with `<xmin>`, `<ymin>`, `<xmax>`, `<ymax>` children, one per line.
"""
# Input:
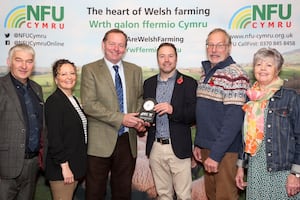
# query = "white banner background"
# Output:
<box><xmin>1</xmin><ymin>0</ymin><xmax>299</xmax><ymax>69</ymax></box>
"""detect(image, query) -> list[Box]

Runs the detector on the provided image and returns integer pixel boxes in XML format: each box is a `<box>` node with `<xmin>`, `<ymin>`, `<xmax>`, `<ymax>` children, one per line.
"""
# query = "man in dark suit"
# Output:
<box><xmin>0</xmin><ymin>44</ymin><xmax>44</xmax><ymax>200</ymax></box>
<box><xmin>80</xmin><ymin>29</ymin><xmax>146</xmax><ymax>200</ymax></box>
<box><xmin>143</xmin><ymin>43</ymin><xmax>197</xmax><ymax>199</ymax></box>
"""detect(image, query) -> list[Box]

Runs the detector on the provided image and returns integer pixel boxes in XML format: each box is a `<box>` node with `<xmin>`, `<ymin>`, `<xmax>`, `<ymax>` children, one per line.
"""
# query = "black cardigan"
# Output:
<box><xmin>45</xmin><ymin>88</ymin><xmax>87</xmax><ymax>180</ymax></box>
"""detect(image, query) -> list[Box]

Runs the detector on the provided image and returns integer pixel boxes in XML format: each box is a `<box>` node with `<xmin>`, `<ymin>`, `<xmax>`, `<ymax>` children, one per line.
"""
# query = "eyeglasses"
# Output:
<box><xmin>206</xmin><ymin>43</ymin><xmax>229</xmax><ymax>50</ymax></box>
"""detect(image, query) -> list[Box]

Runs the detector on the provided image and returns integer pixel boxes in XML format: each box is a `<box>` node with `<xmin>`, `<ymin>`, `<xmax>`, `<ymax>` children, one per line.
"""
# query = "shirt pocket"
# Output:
<box><xmin>273</xmin><ymin>107</ymin><xmax>290</xmax><ymax>132</ymax></box>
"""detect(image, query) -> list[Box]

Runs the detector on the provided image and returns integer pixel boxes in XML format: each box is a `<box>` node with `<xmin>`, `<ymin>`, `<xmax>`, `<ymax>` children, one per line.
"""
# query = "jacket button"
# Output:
<box><xmin>267</xmin><ymin>124</ymin><xmax>271</xmax><ymax>128</ymax></box>
<box><xmin>268</xmin><ymin>168</ymin><xmax>272</xmax><ymax>172</ymax></box>
<box><xmin>268</xmin><ymin>152</ymin><xmax>272</xmax><ymax>156</ymax></box>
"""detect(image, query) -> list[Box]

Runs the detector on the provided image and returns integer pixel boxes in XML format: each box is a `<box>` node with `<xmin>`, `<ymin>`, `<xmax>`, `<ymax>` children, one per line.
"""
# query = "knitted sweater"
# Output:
<box><xmin>194</xmin><ymin>56</ymin><xmax>249</xmax><ymax>162</ymax></box>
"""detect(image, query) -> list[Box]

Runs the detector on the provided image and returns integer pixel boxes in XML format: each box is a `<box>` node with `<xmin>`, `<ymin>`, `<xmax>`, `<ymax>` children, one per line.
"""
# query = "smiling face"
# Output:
<box><xmin>7</xmin><ymin>49</ymin><xmax>35</xmax><ymax>84</ymax></box>
<box><xmin>102</xmin><ymin>32</ymin><xmax>127</xmax><ymax>64</ymax></box>
<box><xmin>55</xmin><ymin>63</ymin><xmax>77</xmax><ymax>95</ymax></box>
<box><xmin>254</xmin><ymin>56</ymin><xmax>279</xmax><ymax>89</ymax></box>
<box><xmin>206</xmin><ymin>30</ymin><xmax>231</xmax><ymax>67</ymax></box>
<box><xmin>157</xmin><ymin>45</ymin><xmax>177</xmax><ymax>79</ymax></box>
<box><xmin>252</xmin><ymin>48</ymin><xmax>283</xmax><ymax>89</ymax></box>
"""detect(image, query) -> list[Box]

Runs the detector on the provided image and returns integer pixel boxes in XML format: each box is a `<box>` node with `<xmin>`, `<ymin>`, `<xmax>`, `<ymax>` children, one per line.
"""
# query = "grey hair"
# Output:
<box><xmin>206</xmin><ymin>28</ymin><xmax>232</xmax><ymax>45</ymax></box>
<box><xmin>8</xmin><ymin>44</ymin><xmax>35</xmax><ymax>63</ymax></box>
<box><xmin>253</xmin><ymin>48</ymin><xmax>284</xmax><ymax>72</ymax></box>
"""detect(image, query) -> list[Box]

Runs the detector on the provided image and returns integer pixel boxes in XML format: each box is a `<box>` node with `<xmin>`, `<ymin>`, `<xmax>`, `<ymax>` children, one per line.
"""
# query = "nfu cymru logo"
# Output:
<box><xmin>4</xmin><ymin>5</ymin><xmax>64</xmax><ymax>29</ymax></box>
<box><xmin>228</xmin><ymin>4</ymin><xmax>292</xmax><ymax>29</ymax></box>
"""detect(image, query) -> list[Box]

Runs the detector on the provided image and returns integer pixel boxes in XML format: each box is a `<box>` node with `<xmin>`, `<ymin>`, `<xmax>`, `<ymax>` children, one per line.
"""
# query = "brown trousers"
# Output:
<box><xmin>201</xmin><ymin>149</ymin><xmax>239</xmax><ymax>200</ymax></box>
<box><xmin>49</xmin><ymin>180</ymin><xmax>78</xmax><ymax>200</ymax></box>
<box><xmin>85</xmin><ymin>133</ymin><xmax>136</xmax><ymax>200</ymax></box>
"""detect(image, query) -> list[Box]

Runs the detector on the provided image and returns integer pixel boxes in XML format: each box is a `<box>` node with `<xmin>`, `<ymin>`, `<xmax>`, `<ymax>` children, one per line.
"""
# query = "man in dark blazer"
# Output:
<box><xmin>80</xmin><ymin>29</ymin><xmax>146</xmax><ymax>200</ymax></box>
<box><xmin>143</xmin><ymin>43</ymin><xmax>197</xmax><ymax>199</ymax></box>
<box><xmin>0</xmin><ymin>44</ymin><xmax>45</xmax><ymax>200</ymax></box>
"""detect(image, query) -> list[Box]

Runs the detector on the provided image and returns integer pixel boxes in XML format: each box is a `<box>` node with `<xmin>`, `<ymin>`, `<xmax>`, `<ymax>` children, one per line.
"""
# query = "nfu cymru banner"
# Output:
<box><xmin>1</xmin><ymin>1</ymin><xmax>299</xmax><ymax>200</ymax></box>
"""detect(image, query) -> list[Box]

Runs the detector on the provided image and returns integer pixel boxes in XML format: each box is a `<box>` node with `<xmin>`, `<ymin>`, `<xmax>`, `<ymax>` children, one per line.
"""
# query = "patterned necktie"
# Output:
<box><xmin>113</xmin><ymin>65</ymin><xmax>125</xmax><ymax>136</ymax></box>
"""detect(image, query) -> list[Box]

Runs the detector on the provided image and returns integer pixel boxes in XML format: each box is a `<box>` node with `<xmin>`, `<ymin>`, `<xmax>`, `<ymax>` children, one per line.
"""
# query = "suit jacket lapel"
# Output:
<box><xmin>123</xmin><ymin>63</ymin><xmax>130</xmax><ymax>98</ymax></box>
<box><xmin>171</xmin><ymin>71</ymin><xmax>181</xmax><ymax>104</ymax></box>
<box><xmin>29</xmin><ymin>80</ymin><xmax>44</xmax><ymax>104</ymax></box>
<box><xmin>2</xmin><ymin>74</ymin><xmax>25</xmax><ymax>124</ymax></box>
<box><xmin>99</xmin><ymin>59</ymin><xmax>117</xmax><ymax>97</ymax></box>
<box><xmin>56</xmin><ymin>88</ymin><xmax>83</xmax><ymax>125</ymax></box>
<box><xmin>123</xmin><ymin>62</ymin><xmax>135</xmax><ymax>111</ymax></box>
<box><xmin>149</xmin><ymin>76</ymin><xmax>158</xmax><ymax>99</ymax></box>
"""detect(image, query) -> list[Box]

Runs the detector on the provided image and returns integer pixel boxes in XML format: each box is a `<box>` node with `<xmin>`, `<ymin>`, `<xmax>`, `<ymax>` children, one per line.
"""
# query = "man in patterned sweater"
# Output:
<box><xmin>193</xmin><ymin>28</ymin><xmax>250</xmax><ymax>200</ymax></box>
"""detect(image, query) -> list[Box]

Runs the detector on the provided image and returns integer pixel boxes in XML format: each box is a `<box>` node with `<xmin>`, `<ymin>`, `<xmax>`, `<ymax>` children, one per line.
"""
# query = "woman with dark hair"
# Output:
<box><xmin>45</xmin><ymin>59</ymin><xmax>87</xmax><ymax>200</ymax></box>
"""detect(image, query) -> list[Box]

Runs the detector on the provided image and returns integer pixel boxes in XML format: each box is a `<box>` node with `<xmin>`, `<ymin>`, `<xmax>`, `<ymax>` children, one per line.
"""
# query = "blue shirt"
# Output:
<box><xmin>155</xmin><ymin>72</ymin><xmax>176</xmax><ymax>139</ymax></box>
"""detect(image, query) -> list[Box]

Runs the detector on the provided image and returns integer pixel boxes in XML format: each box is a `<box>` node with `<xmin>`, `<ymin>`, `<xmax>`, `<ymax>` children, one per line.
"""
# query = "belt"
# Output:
<box><xmin>156</xmin><ymin>138</ymin><xmax>170</xmax><ymax>144</ymax></box>
<box><xmin>24</xmin><ymin>152</ymin><xmax>38</xmax><ymax>159</ymax></box>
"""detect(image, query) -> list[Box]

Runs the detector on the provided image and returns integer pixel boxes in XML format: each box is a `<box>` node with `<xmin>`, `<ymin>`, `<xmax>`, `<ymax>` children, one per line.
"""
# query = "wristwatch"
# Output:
<box><xmin>291</xmin><ymin>173</ymin><xmax>300</xmax><ymax>178</ymax></box>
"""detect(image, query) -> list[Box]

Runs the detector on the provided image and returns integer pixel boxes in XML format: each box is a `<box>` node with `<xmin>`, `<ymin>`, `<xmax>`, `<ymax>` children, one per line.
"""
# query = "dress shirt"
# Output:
<box><xmin>155</xmin><ymin>72</ymin><xmax>176</xmax><ymax>139</ymax></box>
<box><xmin>104</xmin><ymin>58</ymin><xmax>129</xmax><ymax>132</ymax></box>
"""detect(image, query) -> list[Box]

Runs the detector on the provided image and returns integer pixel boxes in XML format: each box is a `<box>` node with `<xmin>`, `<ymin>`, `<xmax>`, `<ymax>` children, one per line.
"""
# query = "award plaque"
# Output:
<box><xmin>139</xmin><ymin>98</ymin><xmax>157</xmax><ymax>123</ymax></box>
